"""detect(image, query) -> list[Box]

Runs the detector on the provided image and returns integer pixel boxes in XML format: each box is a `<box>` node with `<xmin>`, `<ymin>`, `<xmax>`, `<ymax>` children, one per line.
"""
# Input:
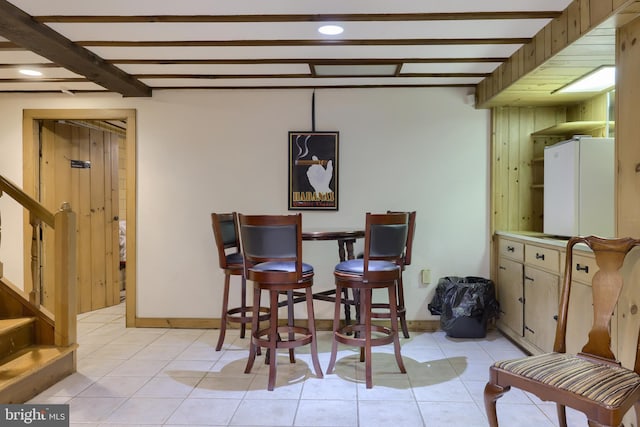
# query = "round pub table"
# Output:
<box><xmin>301</xmin><ymin>228</ymin><xmax>365</xmax><ymax>325</ymax></box>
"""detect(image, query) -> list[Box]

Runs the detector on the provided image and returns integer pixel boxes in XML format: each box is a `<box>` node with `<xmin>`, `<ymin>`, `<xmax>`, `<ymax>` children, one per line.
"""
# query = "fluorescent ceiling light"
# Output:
<box><xmin>314</xmin><ymin>64</ymin><xmax>397</xmax><ymax>77</ymax></box>
<box><xmin>318</xmin><ymin>25</ymin><xmax>344</xmax><ymax>35</ymax></box>
<box><xmin>19</xmin><ymin>68</ymin><xmax>43</xmax><ymax>77</ymax></box>
<box><xmin>557</xmin><ymin>66</ymin><xmax>615</xmax><ymax>93</ymax></box>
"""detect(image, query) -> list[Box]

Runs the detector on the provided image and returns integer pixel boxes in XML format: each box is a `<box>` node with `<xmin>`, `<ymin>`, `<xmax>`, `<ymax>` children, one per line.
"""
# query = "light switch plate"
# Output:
<box><xmin>421</xmin><ymin>269</ymin><xmax>431</xmax><ymax>284</ymax></box>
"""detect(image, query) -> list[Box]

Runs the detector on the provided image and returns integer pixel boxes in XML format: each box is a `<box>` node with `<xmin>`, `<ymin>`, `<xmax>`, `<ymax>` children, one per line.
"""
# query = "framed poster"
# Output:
<box><xmin>288</xmin><ymin>131</ymin><xmax>339</xmax><ymax>210</ymax></box>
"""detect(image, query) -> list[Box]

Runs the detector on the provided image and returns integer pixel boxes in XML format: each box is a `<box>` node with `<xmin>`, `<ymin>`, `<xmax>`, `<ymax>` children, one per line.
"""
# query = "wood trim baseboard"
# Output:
<box><xmin>134</xmin><ymin>317</ymin><xmax>441</xmax><ymax>332</ymax></box>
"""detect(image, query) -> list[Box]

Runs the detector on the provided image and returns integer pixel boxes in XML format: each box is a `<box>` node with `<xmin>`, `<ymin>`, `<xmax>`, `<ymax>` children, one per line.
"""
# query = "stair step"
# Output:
<box><xmin>0</xmin><ymin>317</ymin><xmax>35</xmax><ymax>334</ymax></box>
<box><xmin>0</xmin><ymin>345</ymin><xmax>77</xmax><ymax>403</ymax></box>
<box><xmin>0</xmin><ymin>317</ymin><xmax>36</xmax><ymax>360</ymax></box>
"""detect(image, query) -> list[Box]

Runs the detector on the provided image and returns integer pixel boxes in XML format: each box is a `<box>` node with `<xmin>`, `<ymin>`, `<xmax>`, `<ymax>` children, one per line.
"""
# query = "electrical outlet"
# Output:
<box><xmin>421</xmin><ymin>269</ymin><xmax>431</xmax><ymax>285</ymax></box>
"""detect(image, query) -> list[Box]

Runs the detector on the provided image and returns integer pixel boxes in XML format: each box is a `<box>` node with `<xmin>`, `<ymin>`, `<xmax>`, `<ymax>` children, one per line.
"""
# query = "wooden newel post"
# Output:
<box><xmin>54</xmin><ymin>202</ymin><xmax>76</xmax><ymax>347</ymax></box>
<box><xmin>0</xmin><ymin>190</ymin><xmax>3</xmax><ymax>279</ymax></box>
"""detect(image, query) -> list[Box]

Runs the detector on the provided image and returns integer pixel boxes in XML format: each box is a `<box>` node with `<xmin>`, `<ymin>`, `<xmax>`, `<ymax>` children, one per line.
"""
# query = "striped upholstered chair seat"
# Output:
<box><xmin>493</xmin><ymin>353</ymin><xmax>640</xmax><ymax>409</ymax></box>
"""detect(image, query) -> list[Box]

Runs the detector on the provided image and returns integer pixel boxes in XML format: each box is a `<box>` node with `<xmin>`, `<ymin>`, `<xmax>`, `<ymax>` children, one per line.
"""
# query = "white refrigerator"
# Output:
<box><xmin>543</xmin><ymin>136</ymin><xmax>614</xmax><ymax>237</ymax></box>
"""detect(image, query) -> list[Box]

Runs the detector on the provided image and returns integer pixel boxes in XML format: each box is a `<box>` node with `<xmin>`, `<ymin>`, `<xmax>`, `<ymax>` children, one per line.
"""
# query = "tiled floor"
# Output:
<box><xmin>29</xmin><ymin>302</ymin><xmax>588</xmax><ymax>426</ymax></box>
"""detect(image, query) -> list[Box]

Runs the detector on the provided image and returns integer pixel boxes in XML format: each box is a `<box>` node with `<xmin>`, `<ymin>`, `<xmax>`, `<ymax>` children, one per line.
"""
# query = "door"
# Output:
<box><xmin>524</xmin><ymin>266</ymin><xmax>559</xmax><ymax>352</ymax></box>
<box><xmin>497</xmin><ymin>257</ymin><xmax>524</xmax><ymax>337</ymax></box>
<box><xmin>39</xmin><ymin>120</ymin><xmax>120</xmax><ymax>313</ymax></box>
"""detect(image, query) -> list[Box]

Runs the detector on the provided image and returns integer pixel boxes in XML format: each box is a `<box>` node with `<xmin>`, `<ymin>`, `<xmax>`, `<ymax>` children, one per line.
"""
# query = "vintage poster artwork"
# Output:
<box><xmin>288</xmin><ymin>131</ymin><xmax>339</xmax><ymax>210</ymax></box>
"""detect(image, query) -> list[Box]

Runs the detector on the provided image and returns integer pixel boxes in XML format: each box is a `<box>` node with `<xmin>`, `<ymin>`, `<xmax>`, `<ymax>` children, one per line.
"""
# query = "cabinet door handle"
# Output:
<box><xmin>553</xmin><ymin>315</ymin><xmax>558</xmax><ymax>321</ymax></box>
<box><xmin>518</xmin><ymin>297</ymin><xmax>525</xmax><ymax>304</ymax></box>
<box><xmin>507</xmin><ymin>246</ymin><xmax>515</xmax><ymax>252</ymax></box>
<box><xmin>524</xmin><ymin>325</ymin><xmax>535</xmax><ymax>334</ymax></box>
<box><xmin>499</xmin><ymin>266</ymin><xmax>506</xmax><ymax>270</ymax></box>
<box><xmin>535</xmin><ymin>253</ymin><xmax>545</xmax><ymax>260</ymax></box>
<box><xmin>524</xmin><ymin>275</ymin><xmax>534</xmax><ymax>282</ymax></box>
<box><xmin>576</xmin><ymin>264</ymin><xmax>589</xmax><ymax>273</ymax></box>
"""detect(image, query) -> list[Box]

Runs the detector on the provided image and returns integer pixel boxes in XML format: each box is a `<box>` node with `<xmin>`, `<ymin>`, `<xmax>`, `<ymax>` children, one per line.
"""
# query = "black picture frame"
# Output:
<box><xmin>288</xmin><ymin>131</ymin><xmax>339</xmax><ymax>210</ymax></box>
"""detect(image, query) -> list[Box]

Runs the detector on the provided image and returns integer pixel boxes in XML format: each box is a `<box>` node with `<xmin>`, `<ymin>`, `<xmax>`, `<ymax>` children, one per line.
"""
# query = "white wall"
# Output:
<box><xmin>0</xmin><ymin>87</ymin><xmax>490</xmax><ymax>321</ymax></box>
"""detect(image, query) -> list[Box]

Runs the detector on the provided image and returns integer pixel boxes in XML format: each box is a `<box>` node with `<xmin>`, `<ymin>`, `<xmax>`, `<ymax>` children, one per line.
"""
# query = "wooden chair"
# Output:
<box><xmin>211</xmin><ymin>212</ymin><xmax>268</xmax><ymax>351</ymax></box>
<box><xmin>484</xmin><ymin>236</ymin><xmax>640</xmax><ymax>427</ymax></box>
<box><xmin>370</xmin><ymin>210</ymin><xmax>416</xmax><ymax>338</ymax></box>
<box><xmin>239</xmin><ymin>213</ymin><xmax>323</xmax><ymax>391</ymax></box>
<box><xmin>326</xmin><ymin>212</ymin><xmax>409</xmax><ymax>388</ymax></box>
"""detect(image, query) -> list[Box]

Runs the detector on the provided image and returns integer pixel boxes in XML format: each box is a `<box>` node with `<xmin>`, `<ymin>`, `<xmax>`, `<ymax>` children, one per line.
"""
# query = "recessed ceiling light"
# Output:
<box><xmin>318</xmin><ymin>25</ymin><xmax>344</xmax><ymax>36</ymax></box>
<box><xmin>19</xmin><ymin>68</ymin><xmax>43</xmax><ymax>77</ymax></box>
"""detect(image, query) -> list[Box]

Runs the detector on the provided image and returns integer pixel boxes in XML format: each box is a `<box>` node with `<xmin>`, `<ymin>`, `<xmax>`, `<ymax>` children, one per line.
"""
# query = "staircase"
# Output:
<box><xmin>0</xmin><ymin>316</ymin><xmax>76</xmax><ymax>403</ymax></box>
<box><xmin>0</xmin><ymin>174</ymin><xmax>79</xmax><ymax>403</ymax></box>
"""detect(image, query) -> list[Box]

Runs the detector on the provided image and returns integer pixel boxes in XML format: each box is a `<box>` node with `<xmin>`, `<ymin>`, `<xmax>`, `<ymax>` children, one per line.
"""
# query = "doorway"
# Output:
<box><xmin>23</xmin><ymin>109</ymin><xmax>137</xmax><ymax>325</ymax></box>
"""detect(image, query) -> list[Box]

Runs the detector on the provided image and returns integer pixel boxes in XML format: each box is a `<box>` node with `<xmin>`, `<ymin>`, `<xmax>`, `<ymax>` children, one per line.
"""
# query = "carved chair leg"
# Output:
<box><xmin>363</xmin><ymin>288</ymin><xmax>373</xmax><ymax>389</ymax></box>
<box><xmin>267</xmin><ymin>289</ymin><xmax>279</xmax><ymax>391</ymax></box>
<box><xmin>215</xmin><ymin>272</ymin><xmax>232</xmax><ymax>351</ymax></box>
<box><xmin>556</xmin><ymin>404</ymin><xmax>568</xmax><ymax>427</ymax></box>
<box><xmin>286</xmin><ymin>290</ymin><xmax>296</xmax><ymax>363</ymax></box>
<box><xmin>397</xmin><ymin>275</ymin><xmax>410</xmax><ymax>338</ymax></box>
<box><xmin>239</xmin><ymin>276</ymin><xmax>247</xmax><ymax>339</ymax></box>
<box><xmin>244</xmin><ymin>285</ymin><xmax>261</xmax><ymax>374</ymax></box>
<box><xmin>484</xmin><ymin>381</ymin><xmax>510</xmax><ymax>427</ymax></box>
<box><xmin>388</xmin><ymin>283</ymin><xmax>406</xmax><ymax>373</ymax></box>
<box><xmin>305</xmin><ymin>287</ymin><xmax>323</xmax><ymax>379</ymax></box>
<box><xmin>326</xmin><ymin>284</ymin><xmax>343</xmax><ymax>374</ymax></box>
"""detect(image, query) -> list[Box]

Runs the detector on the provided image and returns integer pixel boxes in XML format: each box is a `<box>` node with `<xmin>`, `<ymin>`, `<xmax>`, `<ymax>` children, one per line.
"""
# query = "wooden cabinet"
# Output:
<box><xmin>496</xmin><ymin>239</ymin><xmax>524</xmax><ymax>338</ymax></box>
<box><xmin>523</xmin><ymin>244</ymin><xmax>560</xmax><ymax>352</ymax></box>
<box><xmin>565</xmin><ymin>252</ymin><xmax>596</xmax><ymax>355</ymax></box>
<box><xmin>494</xmin><ymin>234</ymin><xmax>627</xmax><ymax>357</ymax></box>
<box><xmin>523</xmin><ymin>266</ymin><xmax>558</xmax><ymax>352</ymax></box>
<box><xmin>495</xmin><ymin>235</ymin><xmax>561</xmax><ymax>354</ymax></box>
<box><xmin>497</xmin><ymin>258</ymin><xmax>523</xmax><ymax>337</ymax></box>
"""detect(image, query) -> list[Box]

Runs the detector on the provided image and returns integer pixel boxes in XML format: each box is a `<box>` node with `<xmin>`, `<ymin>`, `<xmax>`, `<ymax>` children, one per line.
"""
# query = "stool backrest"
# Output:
<box><xmin>362</xmin><ymin>212</ymin><xmax>409</xmax><ymax>280</ymax></box>
<box><xmin>238</xmin><ymin>213</ymin><xmax>304</xmax><ymax>277</ymax></box>
<box><xmin>387</xmin><ymin>210</ymin><xmax>416</xmax><ymax>266</ymax></box>
<box><xmin>211</xmin><ymin>212</ymin><xmax>241</xmax><ymax>269</ymax></box>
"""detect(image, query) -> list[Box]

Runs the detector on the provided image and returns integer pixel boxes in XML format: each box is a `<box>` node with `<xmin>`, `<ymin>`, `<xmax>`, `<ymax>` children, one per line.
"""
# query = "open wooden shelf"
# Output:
<box><xmin>531</xmin><ymin>121</ymin><xmax>614</xmax><ymax>136</ymax></box>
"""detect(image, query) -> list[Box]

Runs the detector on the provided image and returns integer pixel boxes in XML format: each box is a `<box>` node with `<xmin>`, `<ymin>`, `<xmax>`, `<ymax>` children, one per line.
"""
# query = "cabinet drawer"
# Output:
<box><xmin>525</xmin><ymin>244</ymin><xmax>560</xmax><ymax>273</ymax></box>
<box><xmin>499</xmin><ymin>239</ymin><xmax>524</xmax><ymax>262</ymax></box>
<box><xmin>571</xmin><ymin>254</ymin><xmax>597</xmax><ymax>285</ymax></box>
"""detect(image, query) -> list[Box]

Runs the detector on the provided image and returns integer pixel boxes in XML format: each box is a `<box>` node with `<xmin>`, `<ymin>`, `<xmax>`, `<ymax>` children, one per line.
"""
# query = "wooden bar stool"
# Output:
<box><xmin>239</xmin><ymin>213</ymin><xmax>323</xmax><ymax>391</ymax></box>
<box><xmin>370</xmin><ymin>210</ymin><xmax>416</xmax><ymax>338</ymax></box>
<box><xmin>211</xmin><ymin>212</ymin><xmax>268</xmax><ymax>351</ymax></box>
<box><xmin>326</xmin><ymin>212</ymin><xmax>409</xmax><ymax>388</ymax></box>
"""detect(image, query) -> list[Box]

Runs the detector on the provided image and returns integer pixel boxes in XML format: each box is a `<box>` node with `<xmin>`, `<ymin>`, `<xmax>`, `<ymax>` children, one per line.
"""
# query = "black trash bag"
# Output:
<box><xmin>428</xmin><ymin>276</ymin><xmax>500</xmax><ymax>338</ymax></box>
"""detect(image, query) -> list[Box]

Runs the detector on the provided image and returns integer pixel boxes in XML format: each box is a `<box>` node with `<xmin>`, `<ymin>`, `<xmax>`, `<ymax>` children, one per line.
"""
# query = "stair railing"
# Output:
<box><xmin>0</xmin><ymin>174</ymin><xmax>77</xmax><ymax>347</ymax></box>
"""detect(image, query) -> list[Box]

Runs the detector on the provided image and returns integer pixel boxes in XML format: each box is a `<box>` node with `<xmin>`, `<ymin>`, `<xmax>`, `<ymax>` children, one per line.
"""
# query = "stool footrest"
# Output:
<box><xmin>334</xmin><ymin>324</ymin><xmax>395</xmax><ymax>347</ymax></box>
<box><xmin>254</xmin><ymin>325</ymin><xmax>314</xmax><ymax>350</ymax></box>
<box><xmin>226</xmin><ymin>306</ymin><xmax>270</xmax><ymax>324</ymax></box>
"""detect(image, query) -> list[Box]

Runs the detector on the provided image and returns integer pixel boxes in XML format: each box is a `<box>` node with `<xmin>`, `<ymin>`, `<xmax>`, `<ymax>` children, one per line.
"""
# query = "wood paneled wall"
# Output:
<box><xmin>491</xmin><ymin>93</ymin><xmax>610</xmax><ymax>234</ymax></box>
<box><xmin>491</xmin><ymin>107</ymin><xmax>565</xmax><ymax>233</ymax></box>
<box><xmin>616</xmin><ymin>16</ymin><xmax>640</xmax><ymax>238</ymax></box>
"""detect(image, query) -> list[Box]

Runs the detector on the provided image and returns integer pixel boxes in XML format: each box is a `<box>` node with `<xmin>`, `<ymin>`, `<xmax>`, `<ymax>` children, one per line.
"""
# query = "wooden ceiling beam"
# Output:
<box><xmin>78</xmin><ymin>38</ymin><xmax>530</xmax><ymax>47</ymax></box>
<box><xmin>35</xmin><ymin>12</ymin><xmax>562</xmax><ymax>23</ymax></box>
<box><xmin>108</xmin><ymin>58</ymin><xmax>509</xmax><ymax>65</ymax></box>
<box><xmin>0</xmin><ymin>0</ymin><xmax>151</xmax><ymax>97</ymax></box>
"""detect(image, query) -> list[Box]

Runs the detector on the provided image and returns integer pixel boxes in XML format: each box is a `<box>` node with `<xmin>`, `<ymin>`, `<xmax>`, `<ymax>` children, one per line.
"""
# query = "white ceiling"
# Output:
<box><xmin>0</xmin><ymin>0</ymin><xmax>617</xmax><ymax>104</ymax></box>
